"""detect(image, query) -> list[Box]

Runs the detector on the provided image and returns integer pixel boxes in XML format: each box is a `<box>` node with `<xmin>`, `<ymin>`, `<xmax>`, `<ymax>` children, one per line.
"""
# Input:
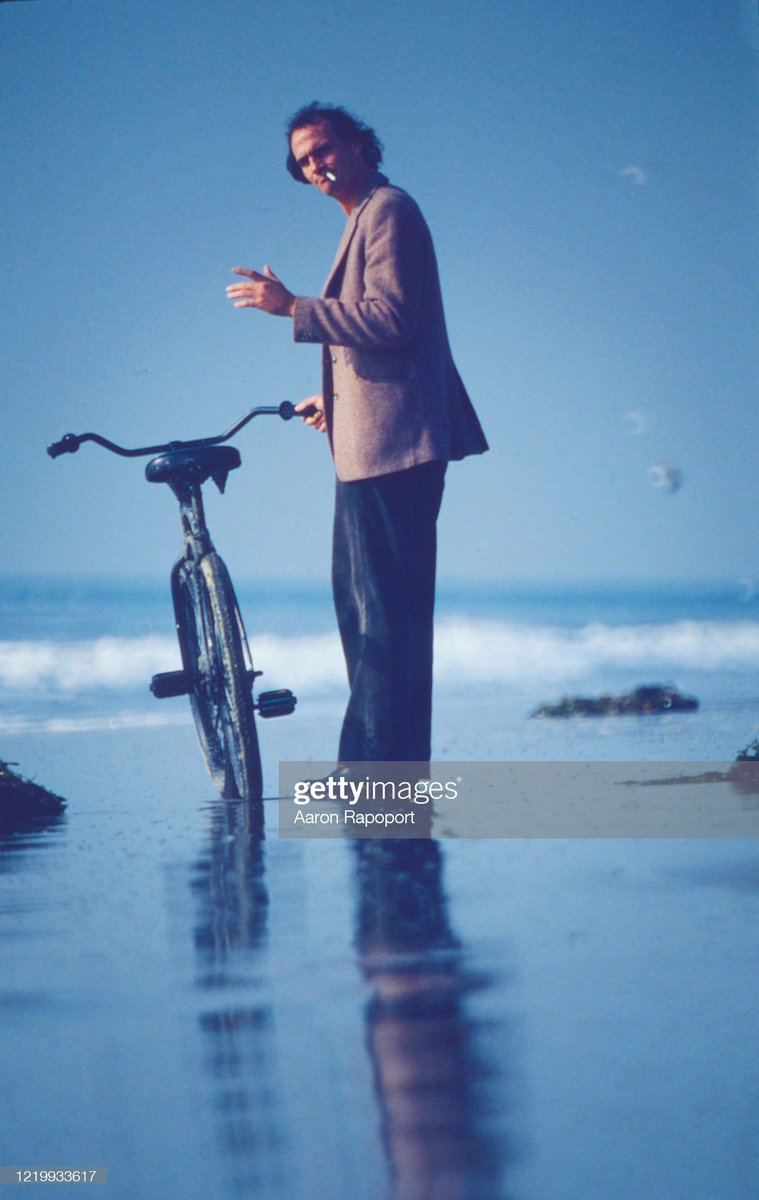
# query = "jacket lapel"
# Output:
<box><xmin>322</xmin><ymin>219</ymin><xmax>357</xmax><ymax>296</ymax></box>
<box><xmin>321</xmin><ymin>173</ymin><xmax>388</xmax><ymax>297</ymax></box>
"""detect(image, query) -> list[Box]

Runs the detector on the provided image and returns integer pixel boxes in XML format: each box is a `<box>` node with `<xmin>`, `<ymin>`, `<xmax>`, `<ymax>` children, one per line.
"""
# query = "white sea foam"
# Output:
<box><xmin>434</xmin><ymin>617</ymin><xmax>759</xmax><ymax>684</ymax></box>
<box><xmin>0</xmin><ymin>633</ymin><xmax>345</xmax><ymax>696</ymax></box>
<box><xmin>0</xmin><ymin>711</ymin><xmax>193</xmax><ymax>736</ymax></box>
<box><xmin>0</xmin><ymin>636</ymin><xmax>180</xmax><ymax>692</ymax></box>
<box><xmin>2</xmin><ymin>619</ymin><xmax>759</xmax><ymax>700</ymax></box>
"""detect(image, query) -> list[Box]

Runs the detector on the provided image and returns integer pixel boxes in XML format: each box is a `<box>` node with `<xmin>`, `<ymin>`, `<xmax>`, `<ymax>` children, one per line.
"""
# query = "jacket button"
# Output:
<box><xmin>331</xmin><ymin>354</ymin><xmax>337</xmax><ymax>364</ymax></box>
<box><xmin>333</xmin><ymin>392</ymin><xmax>338</xmax><ymax>401</ymax></box>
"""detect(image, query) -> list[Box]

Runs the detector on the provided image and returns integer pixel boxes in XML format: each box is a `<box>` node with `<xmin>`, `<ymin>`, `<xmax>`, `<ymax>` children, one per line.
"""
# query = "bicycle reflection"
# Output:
<box><xmin>189</xmin><ymin>807</ymin><xmax>514</xmax><ymax>1199</ymax></box>
<box><xmin>190</xmin><ymin>801</ymin><xmax>288</xmax><ymax>1189</ymax></box>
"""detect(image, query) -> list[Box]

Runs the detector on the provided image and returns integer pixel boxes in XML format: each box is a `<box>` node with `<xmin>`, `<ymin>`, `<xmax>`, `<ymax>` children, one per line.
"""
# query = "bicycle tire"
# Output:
<box><xmin>176</xmin><ymin>553</ymin><xmax>263</xmax><ymax>800</ymax></box>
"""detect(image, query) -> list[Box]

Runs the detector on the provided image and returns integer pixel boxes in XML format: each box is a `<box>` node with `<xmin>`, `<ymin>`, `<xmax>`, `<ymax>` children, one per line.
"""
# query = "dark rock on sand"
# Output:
<box><xmin>532</xmin><ymin>683</ymin><xmax>699</xmax><ymax>719</ymax></box>
<box><xmin>0</xmin><ymin>760</ymin><xmax>66</xmax><ymax>834</ymax></box>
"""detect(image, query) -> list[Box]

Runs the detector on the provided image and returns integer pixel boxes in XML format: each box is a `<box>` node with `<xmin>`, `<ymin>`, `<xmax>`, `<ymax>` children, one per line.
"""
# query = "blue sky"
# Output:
<box><xmin>3</xmin><ymin>0</ymin><xmax>758</xmax><ymax>586</ymax></box>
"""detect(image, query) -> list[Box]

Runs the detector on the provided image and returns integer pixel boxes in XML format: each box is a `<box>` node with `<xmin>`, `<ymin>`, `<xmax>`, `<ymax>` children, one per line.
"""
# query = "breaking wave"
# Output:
<box><xmin>2</xmin><ymin>618</ymin><xmax>759</xmax><ymax>701</ymax></box>
<box><xmin>434</xmin><ymin>617</ymin><xmax>759</xmax><ymax>682</ymax></box>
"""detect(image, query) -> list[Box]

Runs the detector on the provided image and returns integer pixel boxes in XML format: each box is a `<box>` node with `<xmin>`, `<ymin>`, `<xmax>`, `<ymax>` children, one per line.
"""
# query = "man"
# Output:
<box><xmin>226</xmin><ymin>103</ymin><xmax>488</xmax><ymax>764</ymax></box>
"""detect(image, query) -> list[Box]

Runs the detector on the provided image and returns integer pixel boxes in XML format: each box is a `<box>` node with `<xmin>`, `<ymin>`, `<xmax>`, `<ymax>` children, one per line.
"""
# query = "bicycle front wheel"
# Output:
<box><xmin>177</xmin><ymin>553</ymin><xmax>263</xmax><ymax>800</ymax></box>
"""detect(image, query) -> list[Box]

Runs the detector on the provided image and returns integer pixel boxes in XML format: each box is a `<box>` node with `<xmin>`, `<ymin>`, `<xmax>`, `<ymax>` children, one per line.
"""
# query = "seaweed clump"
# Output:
<box><xmin>0</xmin><ymin>760</ymin><xmax>66</xmax><ymax>832</ymax></box>
<box><xmin>734</xmin><ymin>739</ymin><xmax>759</xmax><ymax>763</ymax></box>
<box><xmin>532</xmin><ymin>683</ymin><xmax>699</xmax><ymax>719</ymax></box>
<box><xmin>728</xmin><ymin>739</ymin><xmax>759</xmax><ymax>793</ymax></box>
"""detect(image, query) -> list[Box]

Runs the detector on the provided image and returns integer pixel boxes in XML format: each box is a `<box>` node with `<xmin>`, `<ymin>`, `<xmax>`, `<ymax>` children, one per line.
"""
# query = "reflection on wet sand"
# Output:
<box><xmin>190</xmin><ymin>801</ymin><xmax>514</xmax><ymax>1199</ymax></box>
<box><xmin>192</xmin><ymin>800</ymin><xmax>267</xmax><ymax>988</ymax></box>
<box><xmin>353</xmin><ymin>838</ymin><xmax>512</xmax><ymax>1199</ymax></box>
<box><xmin>0</xmin><ymin>811</ymin><xmax>66</xmax><ymax>866</ymax></box>
<box><xmin>190</xmin><ymin>800</ymin><xmax>288</xmax><ymax>1194</ymax></box>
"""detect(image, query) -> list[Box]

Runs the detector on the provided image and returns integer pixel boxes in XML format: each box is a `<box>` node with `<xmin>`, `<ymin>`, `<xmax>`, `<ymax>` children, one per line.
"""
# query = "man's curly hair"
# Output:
<box><xmin>286</xmin><ymin>102</ymin><xmax>384</xmax><ymax>183</ymax></box>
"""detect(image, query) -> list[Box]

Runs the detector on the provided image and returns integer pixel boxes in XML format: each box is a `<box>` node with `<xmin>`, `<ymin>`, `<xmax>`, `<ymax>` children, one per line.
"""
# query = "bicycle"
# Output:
<box><xmin>48</xmin><ymin>401</ymin><xmax>312</xmax><ymax>801</ymax></box>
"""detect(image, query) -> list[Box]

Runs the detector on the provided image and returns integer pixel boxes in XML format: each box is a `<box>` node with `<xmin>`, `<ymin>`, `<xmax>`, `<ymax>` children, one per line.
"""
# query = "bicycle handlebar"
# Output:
<box><xmin>47</xmin><ymin>400</ymin><xmax>317</xmax><ymax>460</ymax></box>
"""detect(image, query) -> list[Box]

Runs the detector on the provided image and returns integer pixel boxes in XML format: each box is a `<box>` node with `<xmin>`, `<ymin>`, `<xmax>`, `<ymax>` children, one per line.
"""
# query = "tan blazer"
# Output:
<box><xmin>293</xmin><ymin>175</ymin><xmax>488</xmax><ymax>481</ymax></box>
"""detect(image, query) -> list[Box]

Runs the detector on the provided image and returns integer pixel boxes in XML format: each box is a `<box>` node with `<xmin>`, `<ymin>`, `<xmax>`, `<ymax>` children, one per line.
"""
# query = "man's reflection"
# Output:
<box><xmin>352</xmin><ymin>838</ymin><xmax>513</xmax><ymax>1199</ymax></box>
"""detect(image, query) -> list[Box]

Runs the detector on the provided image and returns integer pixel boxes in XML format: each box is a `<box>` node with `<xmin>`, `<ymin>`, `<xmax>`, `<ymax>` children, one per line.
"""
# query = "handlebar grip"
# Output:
<box><xmin>278</xmin><ymin>401</ymin><xmax>319</xmax><ymax>421</ymax></box>
<box><xmin>47</xmin><ymin>434</ymin><xmax>82</xmax><ymax>459</ymax></box>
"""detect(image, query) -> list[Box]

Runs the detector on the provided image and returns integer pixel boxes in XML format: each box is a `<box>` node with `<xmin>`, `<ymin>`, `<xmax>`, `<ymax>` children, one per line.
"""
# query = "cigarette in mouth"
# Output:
<box><xmin>325</xmin><ymin>171</ymin><xmax>337</xmax><ymax>182</ymax></box>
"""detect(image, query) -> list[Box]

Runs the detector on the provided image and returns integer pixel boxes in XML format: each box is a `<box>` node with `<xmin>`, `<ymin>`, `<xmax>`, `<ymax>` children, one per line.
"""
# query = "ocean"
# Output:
<box><xmin>2</xmin><ymin>575</ymin><xmax>758</xmax><ymax>763</ymax></box>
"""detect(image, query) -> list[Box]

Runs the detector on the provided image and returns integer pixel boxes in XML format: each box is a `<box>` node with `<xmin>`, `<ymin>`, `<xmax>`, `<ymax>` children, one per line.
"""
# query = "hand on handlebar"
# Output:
<box><xmin>295</xmin><ymin>395</ymin><xmax>327</xmax><ymax>433</ymax></box>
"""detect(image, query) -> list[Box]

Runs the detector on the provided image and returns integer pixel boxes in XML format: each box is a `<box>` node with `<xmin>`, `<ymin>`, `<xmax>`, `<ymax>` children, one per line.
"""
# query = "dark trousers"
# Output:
<box><xmin>332</xmin><ymin>460</ymin><xmax>446</xmax><ymax>763</ymax></box>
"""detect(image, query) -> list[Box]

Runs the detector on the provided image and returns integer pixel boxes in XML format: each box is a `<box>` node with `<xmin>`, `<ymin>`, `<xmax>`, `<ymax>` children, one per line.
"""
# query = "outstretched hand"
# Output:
<box><xmin>226</xmin><ymin>265</ymin><xmax>296</xmax><ymax>316</ymax></box>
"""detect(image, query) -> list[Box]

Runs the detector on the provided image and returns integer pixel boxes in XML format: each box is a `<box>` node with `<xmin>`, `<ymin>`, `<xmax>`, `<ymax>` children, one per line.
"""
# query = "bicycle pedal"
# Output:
<box><xmin>150</xmin><ymin>669</ymin><xmax>190</xmax><ymax>699</ymax></box>
<box><xmin>256</xmin><ymin>688</ymin><xmax>297</xmax><ymax>718</ymax></box>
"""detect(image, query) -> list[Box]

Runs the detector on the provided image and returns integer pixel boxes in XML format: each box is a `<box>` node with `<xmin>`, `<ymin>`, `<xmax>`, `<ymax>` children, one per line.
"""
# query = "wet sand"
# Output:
<box><xmin>2</xmin><ymin>719</ymin><xmax>759</xmax><ymax>1199</ymax></box>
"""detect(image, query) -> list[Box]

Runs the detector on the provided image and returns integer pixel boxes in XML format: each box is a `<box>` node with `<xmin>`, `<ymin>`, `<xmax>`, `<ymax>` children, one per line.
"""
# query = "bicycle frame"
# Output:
<box><xmin>171</xmin><ymin>464</ymin><xmax>217</xmax><ymax>562</ymax></box>
<box><xmin>164</xmin><ymin>462</ymin><xmax>257</xmax><ymax>701</ymax></box>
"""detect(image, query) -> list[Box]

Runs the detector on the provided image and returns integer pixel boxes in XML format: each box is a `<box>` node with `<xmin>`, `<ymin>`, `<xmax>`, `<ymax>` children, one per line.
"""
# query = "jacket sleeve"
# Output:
<box><xmin>292</xmin><ymin>192</ymin><xmax>429</xmax><ymax>350</ymax></box>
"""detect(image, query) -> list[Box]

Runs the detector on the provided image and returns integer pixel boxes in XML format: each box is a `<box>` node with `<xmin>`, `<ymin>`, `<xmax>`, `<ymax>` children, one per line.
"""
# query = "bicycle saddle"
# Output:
<box><xmin>145</xmin><ymin>444</ymin><xmax>242</xmax><ymax>491</ymax></box>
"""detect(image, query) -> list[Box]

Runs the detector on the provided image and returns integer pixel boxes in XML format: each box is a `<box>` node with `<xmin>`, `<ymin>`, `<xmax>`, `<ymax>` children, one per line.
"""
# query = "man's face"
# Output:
<box><xmin>290</xmin><ymin>121</ymin><xmax>368</xmax><ymax>198</ymax></box>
